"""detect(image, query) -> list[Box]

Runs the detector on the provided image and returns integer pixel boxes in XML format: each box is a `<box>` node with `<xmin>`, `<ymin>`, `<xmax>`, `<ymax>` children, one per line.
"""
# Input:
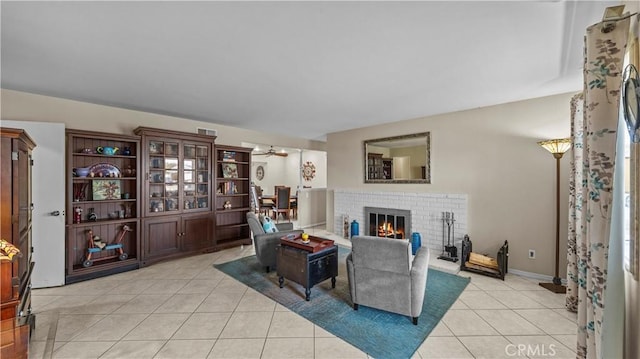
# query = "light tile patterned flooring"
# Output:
<box><xmin>29</xmin><ymin>227</ymin><xmax>576</xmax><ymax>358</ymax></box>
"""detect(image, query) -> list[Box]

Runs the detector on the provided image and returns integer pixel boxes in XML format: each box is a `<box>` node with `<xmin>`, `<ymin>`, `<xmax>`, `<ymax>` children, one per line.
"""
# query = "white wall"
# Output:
<box><xmin>326</xmin><ymin>92</ymin><xmax>574</xmax><ymax>277</ymax></box>
<box><xmin>297</xmin><ymin>188</ymin><xmax>327</xmax><ymax>228</ymax></box>
<box><xmin>251</xmin><ymin>148</ymin><xmax>327</xmax><ymax>195</ymax></box>
<box><xmin>301</xmin><ymin>149</ymin><xmax>327</xmax><ymax>189</ymax></box>
<box><xmin>251</xmin><ymin>156</ymin><xmax>290</xmax><ymax>195</ymax></box>
<box><xmin>1</xmin><ymin>89</ymin><xmax>326</xmax><ymax>152</ymax></box>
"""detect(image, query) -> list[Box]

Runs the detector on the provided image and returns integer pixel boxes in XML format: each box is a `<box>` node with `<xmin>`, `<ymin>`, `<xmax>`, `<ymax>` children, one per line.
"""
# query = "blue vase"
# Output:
<box><xmin>350</xmin><ymin>220</ymin><xmax>359</xmax><ymax>238</ymax></box>
<box><xmin>411</xmin><ymin>232</ymin><xmax>422</xmax><ymax>255</ymax></box>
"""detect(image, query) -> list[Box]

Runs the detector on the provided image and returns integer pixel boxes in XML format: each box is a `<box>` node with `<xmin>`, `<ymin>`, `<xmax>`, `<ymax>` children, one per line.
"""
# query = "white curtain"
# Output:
<box><xmin>600</xmin><ymin>113</ymin><xmax>627</xmax><ymax>358</ymax></box>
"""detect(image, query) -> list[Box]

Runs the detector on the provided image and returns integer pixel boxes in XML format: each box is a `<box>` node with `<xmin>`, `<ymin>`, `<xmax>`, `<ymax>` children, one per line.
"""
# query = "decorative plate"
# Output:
<box><xmin>302</xmin><ymin>161</ymin><xmax>316</xmax><ymax>181</ymax></box>
<box><xmin>88</xmin><ymin>163</ymin><xmax>121</xmax><ymax>178</ymax></box>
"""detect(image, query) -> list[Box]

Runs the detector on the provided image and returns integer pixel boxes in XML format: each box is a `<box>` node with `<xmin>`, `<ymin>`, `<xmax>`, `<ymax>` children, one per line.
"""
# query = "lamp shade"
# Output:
<box><xmin>538</xmin><ymin>138</ymin><xmax>572</xmax><ymax>157</ymax></box>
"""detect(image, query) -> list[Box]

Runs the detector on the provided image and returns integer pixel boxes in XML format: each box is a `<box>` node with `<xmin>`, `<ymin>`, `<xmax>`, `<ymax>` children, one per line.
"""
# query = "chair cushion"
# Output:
<box><xmin>261</xmin><ymin>216</ymin><xmax>278</xmax><ymax>233</ymax></box>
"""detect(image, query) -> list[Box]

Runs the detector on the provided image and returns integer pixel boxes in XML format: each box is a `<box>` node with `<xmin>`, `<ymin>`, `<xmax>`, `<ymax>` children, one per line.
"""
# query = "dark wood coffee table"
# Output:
<box><xmin>276</xmin><ymin>234</ymin><xmax>338</xmax><ymax>301</ymax></box>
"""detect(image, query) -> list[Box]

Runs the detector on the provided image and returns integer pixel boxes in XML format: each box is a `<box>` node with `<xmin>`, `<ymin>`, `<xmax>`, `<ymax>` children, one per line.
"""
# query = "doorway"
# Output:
<box><xmin>2</xmin><ymin>120</ymin><xmax>66</xmax><ymax>288</ymax></box>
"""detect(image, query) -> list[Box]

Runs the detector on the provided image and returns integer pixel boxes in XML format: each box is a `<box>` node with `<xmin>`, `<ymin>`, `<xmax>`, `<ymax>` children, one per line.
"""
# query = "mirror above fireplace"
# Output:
<box><xmin>364</xmin><ymin>132</ymin><xmax>431</xmax><ymax>184</ymax></box>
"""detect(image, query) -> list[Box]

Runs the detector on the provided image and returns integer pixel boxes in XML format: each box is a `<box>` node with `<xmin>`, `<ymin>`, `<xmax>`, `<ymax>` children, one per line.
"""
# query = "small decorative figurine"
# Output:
<box><xmin>74</xmin><ymin>207</ymin><xmax>83</xmax><ymax>224</ymax></box>
<box><xmin>87</xmin><ymin>208</ymin><xmax>97</xmax><ymax>222</ymax></box>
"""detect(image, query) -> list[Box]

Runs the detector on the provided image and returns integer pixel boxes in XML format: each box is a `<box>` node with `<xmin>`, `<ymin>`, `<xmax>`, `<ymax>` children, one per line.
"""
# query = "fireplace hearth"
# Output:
<box><xmin>365</xmin><ymin>207</ymin><xmax>411</xmax><ymax>239</ymax></box>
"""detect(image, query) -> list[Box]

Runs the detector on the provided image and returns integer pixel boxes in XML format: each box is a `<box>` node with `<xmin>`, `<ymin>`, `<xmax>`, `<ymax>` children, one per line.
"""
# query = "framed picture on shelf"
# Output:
<box><xmin>222</xmin><ymin>163</ymin><xmax>238</xmax><ymax>178</ymax></box>
<box><xmin>92</xmin><ymin>179</ymin><xmax>121</xmax><ymax>200</ymax></box>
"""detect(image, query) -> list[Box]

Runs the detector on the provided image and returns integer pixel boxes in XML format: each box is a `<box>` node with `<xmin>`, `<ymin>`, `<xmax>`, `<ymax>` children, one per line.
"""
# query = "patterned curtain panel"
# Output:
<box><xmin>566</xmin><ymin>17</ymin><xmax>630</xmax><ymax>359</ymax></box>
<box><xmin>567</xmin><ymin>92</ymin><xmax>584</xmax><ymax>312</ymax></box>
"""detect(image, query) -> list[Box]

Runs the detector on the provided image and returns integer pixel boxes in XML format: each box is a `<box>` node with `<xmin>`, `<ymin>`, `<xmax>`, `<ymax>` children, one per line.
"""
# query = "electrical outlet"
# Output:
<box><xmin>528</xmin><ymin>249</ymin><xmax>536</xmax><ymax>259</ymax></box>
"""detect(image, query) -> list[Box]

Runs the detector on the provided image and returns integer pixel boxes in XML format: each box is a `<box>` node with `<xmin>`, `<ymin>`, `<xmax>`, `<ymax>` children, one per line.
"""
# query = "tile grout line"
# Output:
<box><xmin>41</xmin><ymin>310</ymin><xmax>59</xmax><ymax>359</ymax></box>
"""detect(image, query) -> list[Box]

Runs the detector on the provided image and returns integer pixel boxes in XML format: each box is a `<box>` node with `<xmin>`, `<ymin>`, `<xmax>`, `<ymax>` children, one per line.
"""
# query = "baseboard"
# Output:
<box><xmin>508</xmin><ymin>268</ymin><xmax>568</xmax><ymax>285</ymax></box>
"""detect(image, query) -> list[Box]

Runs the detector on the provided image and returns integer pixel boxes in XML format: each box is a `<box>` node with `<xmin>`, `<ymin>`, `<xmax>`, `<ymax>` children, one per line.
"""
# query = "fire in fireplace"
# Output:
<box><xmin>365</xmin><ymin>207</ymin><xmax>411</xmax><ymax>240</ymax></box>
<box><xmin>378</xmin><ymin>221</ymin><xmax>401</xmax><ymax>238</ymax></box>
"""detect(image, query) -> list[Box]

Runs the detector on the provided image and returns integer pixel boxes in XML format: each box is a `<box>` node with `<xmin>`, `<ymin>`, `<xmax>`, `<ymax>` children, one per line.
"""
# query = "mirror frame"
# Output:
<box><xmin>363</xmin><ymin>132</ymin><xmax>431</xmax><ymax>184</ymax></box>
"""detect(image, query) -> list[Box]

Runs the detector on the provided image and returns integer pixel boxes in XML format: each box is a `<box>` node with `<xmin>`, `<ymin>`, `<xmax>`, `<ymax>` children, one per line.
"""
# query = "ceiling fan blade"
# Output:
<box><xmin>252</xmin><ymin>146</ymin><xmax>288</xmax><ymax>157</ymax></box>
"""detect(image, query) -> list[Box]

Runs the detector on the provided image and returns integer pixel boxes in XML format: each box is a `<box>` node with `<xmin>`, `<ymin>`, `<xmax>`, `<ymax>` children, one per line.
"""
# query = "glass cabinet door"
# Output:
<box><xmin>146</xmin><ymin>139</ymin><xmax>210</xmax><ymax>214</ymax></box>
<box><xmin>183</xmin><ymin>144</ymin><xmax>209</xmax><ymax>211</ymax></box>
<box><xmin>147</xmin><ymin>139</ymin><xmax>180</xmax><ymax>213</ymax></box>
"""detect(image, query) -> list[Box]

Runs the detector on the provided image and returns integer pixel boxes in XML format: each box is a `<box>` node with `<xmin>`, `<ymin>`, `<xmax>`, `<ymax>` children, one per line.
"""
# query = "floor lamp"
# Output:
<box><xmin>538</xmin><ymin>138</ymin><xmax>572</xmax><ymax>294</ymax></box>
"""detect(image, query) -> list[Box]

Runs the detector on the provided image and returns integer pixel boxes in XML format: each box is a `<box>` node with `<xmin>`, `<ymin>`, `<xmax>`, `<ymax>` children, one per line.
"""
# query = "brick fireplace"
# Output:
<box><xmin>333</xmin><ymin>190</ymin><xmax>468</xmax><ymax>251</ymax></box>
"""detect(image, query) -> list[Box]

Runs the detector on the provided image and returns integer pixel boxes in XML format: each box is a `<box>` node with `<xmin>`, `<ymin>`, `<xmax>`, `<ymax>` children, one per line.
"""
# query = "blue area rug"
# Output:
<box><xmin>214</xmin><ymin>246</ymin><xmax>469</xmax><ymax>359</ymax></box>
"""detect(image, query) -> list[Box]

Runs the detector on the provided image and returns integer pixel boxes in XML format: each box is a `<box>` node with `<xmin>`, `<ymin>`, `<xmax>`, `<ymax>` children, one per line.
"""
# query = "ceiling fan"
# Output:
<box><xmin>253</xmin><ymin>146</ymin><xmax>288</xmax><ymax>157</ymax></box>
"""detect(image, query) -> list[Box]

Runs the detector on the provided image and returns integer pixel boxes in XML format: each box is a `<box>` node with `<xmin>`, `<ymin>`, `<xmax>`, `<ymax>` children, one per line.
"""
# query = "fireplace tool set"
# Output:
<box><xmin>438</xmin><ymin>211</ymin><xmax>459</xmax><ymax>262</ymax></box>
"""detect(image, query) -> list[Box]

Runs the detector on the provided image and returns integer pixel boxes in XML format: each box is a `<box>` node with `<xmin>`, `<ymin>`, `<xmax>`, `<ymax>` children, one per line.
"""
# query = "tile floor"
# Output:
<box><xmin>29</xmin><ymin>226</ymin><xmax>576</xmax><ymax>358</ymax></box>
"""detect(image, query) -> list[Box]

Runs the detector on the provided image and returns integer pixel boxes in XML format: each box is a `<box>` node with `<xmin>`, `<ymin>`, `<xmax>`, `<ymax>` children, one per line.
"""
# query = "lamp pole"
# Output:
<box><xmin>553</xmin><ymin>152</ymin><xmax>562</xmax><ymax>286</ymax></box>
<box><xmin>538</xmin><ymin>138</ymin><xmax>571</xmax><ymax>293</ymax></box>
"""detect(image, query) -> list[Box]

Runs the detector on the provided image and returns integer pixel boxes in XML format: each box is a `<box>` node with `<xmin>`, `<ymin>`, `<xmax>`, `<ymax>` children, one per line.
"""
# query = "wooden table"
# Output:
<box><xmin>260</xmin><ymin>194</ymin><xmax>297</xmax><ymax>204</ymax></box>
<box><xmin>276</xmin><ymin>234</ymin><xmax>337</xmax><ymax>301</ymax></box>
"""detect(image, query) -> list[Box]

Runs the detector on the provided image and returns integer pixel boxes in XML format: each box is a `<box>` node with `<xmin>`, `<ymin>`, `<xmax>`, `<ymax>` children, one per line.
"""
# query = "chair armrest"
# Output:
<box><xmin>410</xmin><ymin>248</ymin><xmax>430</xmax><ymax>317</ymax></box>
<box><xmin>411</xmin><ymin>247</ymin><xmax>430</xmax><ymax>279</ymax></box>
<box><xmin>346</xmin><ymin>253</ymin><xmax>356</xmax><ymax>305</ymax></box>
<box><xmin>275</xmin><ymin>223</ymin><xmax>295</xmax><ymax>231</ymax></box>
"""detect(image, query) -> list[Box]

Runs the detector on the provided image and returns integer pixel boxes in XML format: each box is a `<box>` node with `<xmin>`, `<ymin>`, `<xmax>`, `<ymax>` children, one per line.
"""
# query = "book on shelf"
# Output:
<box><xmin>219</xmin><ymin>181</ymin><xmax>238</xmax><ymax>195</ymax></box>
<box><xmin>222</xmin><ymin>151</ymin><xmax>236</xmax><ymax>162</ymax></box>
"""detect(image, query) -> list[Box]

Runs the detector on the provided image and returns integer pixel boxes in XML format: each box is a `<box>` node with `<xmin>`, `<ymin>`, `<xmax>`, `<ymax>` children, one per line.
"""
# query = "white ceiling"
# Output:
<box><xmin>0</xmin><ymin>1</ymin><xmax>617</xmax><ymax>140</ymax></box>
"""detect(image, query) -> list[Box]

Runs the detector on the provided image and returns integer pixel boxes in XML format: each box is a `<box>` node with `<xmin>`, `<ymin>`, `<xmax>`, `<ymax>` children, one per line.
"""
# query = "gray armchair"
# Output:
<box><xmin>246</xmin><ymin>212</ymin><xmax>303</xmax><ymax>272</ymax></box>
<box><xmin>346</xmin><ymin>235</ymin><xmax>430</xmax><ymax>325</ymax></box>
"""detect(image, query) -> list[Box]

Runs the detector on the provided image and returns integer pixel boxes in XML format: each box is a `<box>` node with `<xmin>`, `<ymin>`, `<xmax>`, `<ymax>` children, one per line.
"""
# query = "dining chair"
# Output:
<box><xmin>274</xmin><ymin>185</ymin><xmax>286</xmax><ymax>195</ymax></box>
<box><xmin>290</xmin><ymin>189</ymin><xmax>298</xmax><ymax>219</ymax></box>
<box><xmin>253</xmin><ymin>185</ymin><xmax>271</xmax><ymax>217</ymax></box>
<box><xmin>250</xmin><ymin>185</ymin><xmax>259</xmax><ymax>213</ymax></box>
<box><xmin>272</xmin><ymin>186</ymin><xmax>291</xmax><ymax>222</ymax></box>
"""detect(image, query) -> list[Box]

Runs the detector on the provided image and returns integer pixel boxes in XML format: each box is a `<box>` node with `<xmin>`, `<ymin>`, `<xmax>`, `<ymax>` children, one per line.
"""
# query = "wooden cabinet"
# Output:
<box><xmin>141</xmin><ymin>213</ymin><xmax>213</xmax><ymax>263</ymax></box>
<box><xmin>62</xmin><ymin>127</ymin><xmax>256</xmax><ymax>275</ymax></box>
<box><xmin>136</xmin><ymin>131</ymin><xmax>212</xmax><ymax>216</ymax></box>
<box><xmin>183</xmin><ymin>214</ymin><xmax>214</xmax><ymax>252</ymax></box>
<box><xmin>142</xmin><ymin>216</ymin><xmax>181</xmax><ymax>260</ymax></box>
<box><xmin>1</xmin><ymin>127</ymin><xmax>36</xmax><ymax>359</ymax></box>
<box><xmin>215</xmin><ymin>146</ymin><xmax>252</xmax><ymax>249</ymax></box>
<box><xmin>135</xmin><ymin>127</ymin><xmax>216</xmax><ymax>265</ymax></box>
<box><xmin>367</xmin><ymin>153</ymin><xmax>383</xmax><ymax>179</ymax></box>
<box><xmin>382</xmin><ymin>158</ymin><xmax>393</xmax><ymax>180</ymax></box>
<box><xmin>368</xmin><ymin>153</ymin><xmax>393</xmax><ymax>180</ymax></box>
<box><xmin>65</xmin><ymin>130</ymin><xmax>141</xmax><ymax>283</ymax></box>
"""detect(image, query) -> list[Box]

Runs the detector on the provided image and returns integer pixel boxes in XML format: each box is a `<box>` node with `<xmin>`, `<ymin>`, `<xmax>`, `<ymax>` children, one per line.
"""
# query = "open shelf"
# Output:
<box><xmin>65</xmin><ymin>129</ymin><xmax>141</xmax><ymax>283</ymax></box>
<box><xmin>215</xmin><ymin>145</ymin><xmax>252</xmax><ymax>247</ymax></box>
